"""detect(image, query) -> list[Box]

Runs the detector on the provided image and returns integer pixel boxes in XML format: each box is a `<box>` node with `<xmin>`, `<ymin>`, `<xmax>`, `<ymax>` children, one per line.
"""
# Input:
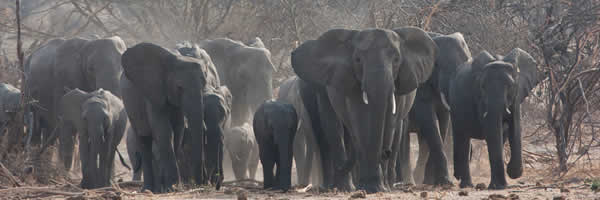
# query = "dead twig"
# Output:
<box><xmin>0</xmin><ymin>161</ymin><xmax>22</xmax><ymax>187</ymax></box>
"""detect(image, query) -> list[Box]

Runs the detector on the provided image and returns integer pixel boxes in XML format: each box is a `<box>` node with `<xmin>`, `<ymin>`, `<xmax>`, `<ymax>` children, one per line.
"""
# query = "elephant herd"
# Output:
<box><xmin>0</xmin><ymin>26</ymin><xmax>541</xmax><ymax>194</ymax></box>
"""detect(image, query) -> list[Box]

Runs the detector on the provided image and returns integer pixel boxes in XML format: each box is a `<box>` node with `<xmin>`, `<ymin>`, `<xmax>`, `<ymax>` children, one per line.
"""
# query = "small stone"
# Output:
<box><xmin>475</xmin><ymin>183</ymin><xmax>487</xmax><ymax>190</ymax></box>
<box><xmin>489</xmin><ymin>194</ymin><xmax>507</xmax><ymax>200</ymax></box>
<box><xmin>535</xmin><ymin>182</ymin><xmax>542</xmax><ymax>187</ymax></box>
<box><xmin>560</xmin><ymin>188</ymin><xmax>570</xmax><ymax>193</ymax></box>
<box><xmin>420</xmin><ymin>192</ymin><xmax>428</xmax><ymax>198</ymax></box>
<box><xmin>236</xmin><ymin>189</ymin><xmax>248</xmax><ymax>200</ymax></box>
<box><xmin>553</xmin><ymin>196</ymin><xmax>566</xmax><ymax>200</ymax></box>
<box><xmin>458</xmin><ymin>191</ymin><xmax>468</xmax><ymax>196</ymax></box>
<box><xmin>350</xmin><ymin>190</ymin><xmax>367</xmax><ymax>199</ymax></box>
<box><xmin>509</xmin><ymin>194</ymin><xmax>520</xmax><ymax>200</ymax></box>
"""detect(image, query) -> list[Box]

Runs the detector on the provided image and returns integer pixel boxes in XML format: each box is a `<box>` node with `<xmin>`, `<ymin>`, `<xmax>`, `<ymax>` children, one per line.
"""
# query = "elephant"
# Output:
<box><xmin>253</xmin><ymin>100</ymin><xmax>298</xmax><ymax>191</ymax></box>
<box><xmin>291</xmin><ymin>27</ymin><xmax>436</xmax><ymax>193</ymax></box>
<box><xmin>277</xmin><ymin>76</ymin><xmax>320</xmax><ymax>186</ymax></box>
<box><xmin>449</xmin><ymin>48</ymin><xmax>539</xmax><ymax>189</ymax></box>
<box><xmin>120</xmin><ymin>42</ymin><xmax>214</xmax><ymax>193</ymax></box>
<box><xmin>395</xmin><ymin>32</ymin><xmax>472</xmax><ymax>185</ymax></box>
<box><xmin>59</xmin><ymin>88</ymin><xmax>128</xmax><ymax>189</ymax></box>
<box><xmin>223</xmin><ymin>123</ymin><xmax>259</xmax><ymax>180</ymax></box>
<box><xmin>176</xmin><ymin>43</ymin><xmax>230</xmax><ymax>186</ymax></box>
<box><xmin>0</xmin><ymin>83</ymin><xmax>21</xmax><ymax>137</ymax></box>
<box><xmin>25</xmin><ymin>36</ymin><xmax>126</xmax><ymax>170</ymax></box>
<box><xmin>197</xmin><ymin>37</ymin><xmax>275</xmax><ymax>127</ymax></box>
<box><xmin>125</xmin><ymin>127</ymin><xmax>142</xmax><ymax>181</ymax></box>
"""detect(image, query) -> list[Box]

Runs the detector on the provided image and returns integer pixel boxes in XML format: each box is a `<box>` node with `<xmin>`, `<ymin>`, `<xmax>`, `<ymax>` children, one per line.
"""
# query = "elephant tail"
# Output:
<box><xmin>116</xmin><ymin>148</ymin><xmax>131</xmax><ymax>170</ymax></box>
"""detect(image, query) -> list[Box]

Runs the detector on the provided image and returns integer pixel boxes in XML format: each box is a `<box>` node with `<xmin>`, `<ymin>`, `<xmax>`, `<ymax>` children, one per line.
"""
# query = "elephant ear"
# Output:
<box><xmin>431</xmin><ymin>32</ymin><xmax>472</xmax><ymax>95</ymax></box>
<box><xmin>502</xmin><ymin>48</ymin><xmax>539</xmax><ymax>103</ymax></box>
<box><xmin>122</xmin><ymin>42</ymin><xmax>176</xmax><ymax>105</ymax></box>
<box><xmin>60</xmin><ymin>88</ymin><xmax>93</xmax><ymax>125</ymax></box>
<box><xmin>472</xmin><ymin>51</ymin><xmax>496</xmax><ymax>74</ymax></box>
<box><xmin>291</xmin><ymin>29</ymin><xmax>360</xmax><ymax>93</ymax></box>
<box><xmin>54</xmin><ymin>38</ymin><xmax>89</xmax><ymax>88</ymax></box>
<box><xmin>393</xmin><ymin>27</ymin><xmax>437</xmax><ymax>95</ymax></box>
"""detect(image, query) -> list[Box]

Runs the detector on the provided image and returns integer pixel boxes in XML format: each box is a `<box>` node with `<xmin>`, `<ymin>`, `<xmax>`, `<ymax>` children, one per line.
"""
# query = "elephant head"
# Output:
<box><xmin>430</xmin><ymin>32</ymin><xmax>472</xmax><ymax>109</ymax></box>
<box><xmin>60</xmin><ymin>88</ymin><xmax>120</xmax><ymax>189</ymax></box>
<box><xmin>291</xmin><ymin>27</ymin><xmax>435</xmax><ymax>192</ymax></box>
<box><xmin>121</xmin><ymin>42</ymin><xmax>209</xmax><ymax>180</ymax></box>
<box><xmin>55</xmin><ymin>36</ymin><xmax>126</xmax><ymax>97</ymax></box>
<box><xmin>473</xmin><ymin>48</ymin><xmax>538</xmax><ymax>180</ymax></box>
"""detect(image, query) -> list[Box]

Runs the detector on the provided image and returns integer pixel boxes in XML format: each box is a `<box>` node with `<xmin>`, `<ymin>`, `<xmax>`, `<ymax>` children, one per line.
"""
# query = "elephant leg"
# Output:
<box><xmin>293</xmin><ymin>130</ymin><xmax>308</xmax><ymax>186</ymax></box>
<box><xmin>275</xmin><ymin>138</ymin><xmax>294</xmax><ymax>191</ymax></box>
<box><xmin>486</xmin><ymin>130</ymin><xmax>507</xmax><ymax>189</ymax></box>
<box><xmin>387</xmin><ymin>119</ymin><xmax>401</xmax><ymax>186</ymax></box>
<box><xmin>260</xmin><ymin>143</ymin><xmax>276</xmax><ymax>189</ymax></box>
<box><xmin>249</xmin><ymin>145</ymin><xmax>259</xmax><ymax>180</ymax></box>
<box><xmin>59</xmin><ymin>122</ymin><xmax>76</xmax><ymax>171</ymax></box>
<box><xmin>396</xmin><ymin>122</ymin><xmax>414</xmax><ymax>185</ymax></box>
<box><xmin>148</xmin><ymin>108</ymin><xmax>180</xmax><ymax>192</ymax></box>
<box><xmin>414</xmin><ymin>132</ymin><xmax>429</xmax><ymax>184</ymax></box>
<box><xmin>231</xmin><ymin>151</ymin><xmax>249</xmax><ymax>180</ymax></box>
<box><xmin>453</xmin><ymin>134</ymin><xmax>473</xmax><ymax>188</ymax></box>
<box><xmin>139</xmin><ymin>136</ymin><xmax>155</xmax><ymax>191</ymax></box>
<box><xmin>414</xmin><ymin>106</ymin><xmax>451</xmax><ymax>186</ymax></box>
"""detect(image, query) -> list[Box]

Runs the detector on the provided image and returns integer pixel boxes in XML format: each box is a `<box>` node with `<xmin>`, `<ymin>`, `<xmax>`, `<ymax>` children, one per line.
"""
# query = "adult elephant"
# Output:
<box><xmin>395</xmin><ymin>32</ymin><xmax>472</xmax><ymax>185</ymax></box>
<box><xmin>277</xmin><ymin>76</ymin><xmax>320</xmax><ymax>186</ymax></box>
<box><xmin>449</xmin><ymin>49</ymin><xmax>539</xmax><ymax>189</ymax></box>
<box><xmin>197</xmin><ymin>37</ymin><xmax>274</xmax><ymax>127</ymax></box>
<box><xmin>25</xmin><ymin>36</ymin><xmax>126</xmax><ymax>170</ymax></box>
<box><xmin>59</xmin><ymin>88</ymin><xmax>128</xmax><ymax>189</ymax></box>
<box><xmin>0</xmin><ymin>83</ymin><xmax>21</xmax><ymax>137</ymax></box>
<box><xmin>120</xmin><ymin>42</ymin><xmax>212</xmax><ymax>193</ymax></box>
<box><xmin>292</xmin><ymin>27</ymin><xmax>436</xmax><ymax>193</ymax></box>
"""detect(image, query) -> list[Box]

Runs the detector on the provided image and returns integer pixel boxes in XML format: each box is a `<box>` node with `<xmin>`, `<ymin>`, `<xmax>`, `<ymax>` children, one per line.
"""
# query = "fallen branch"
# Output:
<box><xmin>0</xmin><ymin>161</ymin><xmax>22</xmax><ymax>187</ymax></box>
<box><xmin>222</xmin><ymin>179</ymin><xmax>263</xmax><ymax>185</ymax></box>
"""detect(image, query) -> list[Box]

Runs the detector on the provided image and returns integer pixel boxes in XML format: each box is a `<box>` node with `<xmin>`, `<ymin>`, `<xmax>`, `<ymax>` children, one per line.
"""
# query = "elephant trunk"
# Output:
<box><xmin>507</xmin><ymin>102</ymin><xmax>523</xmax><ymax>179</ymax></box>
<box><xmin>204</xmin><ymin>120</ymin><xmax>224</xmax><ymax>189</ymax></box>
<box><xmin>358</xmin><ymin>68</ymin><xmax>394</xmax><ymax>192</ymax></box>
<box><xmin>182</xmin><ymin>90</ymin><xmax>205</xmax><ymax>184</ymax></box>
<box><xmin>85</xmin><ymin>125</ymin><xmax>107</xmax><ymax>188</ymax></box>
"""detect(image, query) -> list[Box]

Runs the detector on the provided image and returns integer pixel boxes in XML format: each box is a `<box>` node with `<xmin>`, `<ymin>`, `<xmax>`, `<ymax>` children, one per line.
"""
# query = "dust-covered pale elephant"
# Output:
<box><xmin>197</xmin><ymin>37</ymin><xmax>274</xmax><ymax>127</ymax></box>
<box><xmin>0</xmin><ymin>83</ymin><xmax>21</xmax><ymax>137</ymax></box>
<box><xmin>223</xmin><ymin>123</ymin><xmax>259</xmax><ymax>180</ymax></box>
<box><xmin>25</xmin><ymin>36</ymin><xmax>126</xmax><ymax>170</ymax></box>
<box><xmin>449</xmin><ymin>49</ymin><xmax>540</xmax><ymax>189</ymax></box>
<box><xmin>292</xmin><ymin>27</ymin><xmax>436</xmax><ymax>193</ymax></box>
<box><xmin>59</xmin><ymin>88</ymin><xmax>128</xmax><ymax>189</ymax></box>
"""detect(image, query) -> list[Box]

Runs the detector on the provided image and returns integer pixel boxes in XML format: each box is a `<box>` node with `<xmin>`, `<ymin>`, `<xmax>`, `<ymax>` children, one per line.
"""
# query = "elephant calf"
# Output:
<box><xmin>60</xmin><ymin>88</ymin><xmax>128</xmax><ymax>189</ymax></box>
<box><xmin>224</xmin><ymin>123</ymin><xmax>259</xmax><ymax>180</ymax></box>
<box><xmin>0</xmin><ymin>83</ymin><xmax>21</xmax><ymax>137</ymax></box>
<box><xmin>253</xmin><ymin>100</ymin><xmax>298</xmax><ymax>191</ymax></box>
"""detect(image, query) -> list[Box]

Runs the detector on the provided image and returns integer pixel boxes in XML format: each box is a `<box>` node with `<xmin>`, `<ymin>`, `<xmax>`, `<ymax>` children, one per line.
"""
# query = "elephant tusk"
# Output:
<box><xmin>483</xmin><ymin>111</ymin><xmax>488</xmax><ymax>118</ymax></box>
<box><xmin>506</xmin><ymin>108</ymin><xmax>511</xmax><ymax>114</ymax></box>
<box><xmin>362</xmin><ymin>91</ymin><xmax>369</xmax><ymax>105</ymax></box>
<box><xmin>391</xmin><ymin>94</ymin><xmax>396</xmax><ymax>115</ymax></box>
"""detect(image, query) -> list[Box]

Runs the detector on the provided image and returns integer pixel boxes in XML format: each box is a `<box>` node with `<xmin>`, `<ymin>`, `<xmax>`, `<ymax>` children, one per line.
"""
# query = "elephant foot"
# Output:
<box><xmin>358</xmin><ymin>178</ymin><xmax>388</xmax><ymax>194</ymax></box>
<box><xmin>487</xmin><ymin>182</ymin><xmax>507</xmax><ymax>190</ymax></box>
<box><xmin>507</xmin><ymin>162</ymin><xmax>523</xmax><ymax>179</ymax></box>
<box><xmin>434</xmin><ymin>176</ymin><xmax>453</xmax><ymax>187</ymax></box>
<box><xmin>459</xmin><ymin>180</ymin><xmax>474</xmax><ymax>188</ymax></box>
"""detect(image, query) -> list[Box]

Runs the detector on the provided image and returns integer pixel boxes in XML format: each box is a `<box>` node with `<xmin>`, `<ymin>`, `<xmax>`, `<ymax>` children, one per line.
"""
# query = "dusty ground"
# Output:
<box><xmin>1</xmin><ymin>133</ymin><xmax>599</xmax><ymax>199</ymax></box>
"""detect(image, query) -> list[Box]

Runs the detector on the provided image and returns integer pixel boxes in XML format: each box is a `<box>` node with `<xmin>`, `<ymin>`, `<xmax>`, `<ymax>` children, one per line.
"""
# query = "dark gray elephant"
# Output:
<box><xmin>0</xmin><ymin>83</ymin><xmax>21</xmax><ymax>137</ymax></box>
<box><xmin>449</xmin><ymin>49</ymin><xmax>539</xmax><ymax>189</ymax></box>
<box><xmin>126</xmin><ymin>127</ymin><xmax>142</xmax><ymax>181</ymax></box>
<box><xmin>253</xmin><ymin>100</ymin><xmax>298</xmax><ymax>192</ymax></box>
<box><xmin>25</xmin><ymin>36</ymin><xmax>126</xmax><ymax>170</ymax></box>
<box><xmin>395</xmin><ymin>32</ymin><xmax>472</xmax><ymax>185</ymax></box>
<box><xmin>277</xmin><ymin>76</ymin><xmax>319</xmax><ymax>186</ymax></box>
<box><xmin>223</xmin><ymin>123</ymin><xmax>259</xmax><ymax>180</ymax></box>
<box><xmin>59</xmin><ymin>88</ymin><xmax>128</xmax><ymax>189</ymax></box>
<box><xmin>292</xmin><ymin>27</ymin><xmax>436</xmax><ymax>193</ymax></box>
<box><xmin>197</xmin><ymin>37</ymin><xmax>274</xmax><ymax>127</ymax></box>
<box><xmin>120</xmin><ymin>42</ymin><xmax>212</xmax><ymax>193</ymax></box>
<box><xmin>176</xmin><ymin>43</ymin><xmax>230</xmax><ymax>187</ymax></box>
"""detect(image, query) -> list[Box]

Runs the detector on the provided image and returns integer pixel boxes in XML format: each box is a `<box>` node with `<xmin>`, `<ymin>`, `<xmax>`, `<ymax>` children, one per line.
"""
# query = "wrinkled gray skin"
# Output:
<box><xmin>292</xmin><ymin>27</ymin><xmax>435</xmax><ymax>193</ymax></box>
<box><xmin>176</xmin><ymin>43</ymin><xmax>230</xmax><ymax>187</ymax></box>
<box><xmin>277</xmin><ymin>76</ymin><xmax>320</xmax><ymax>186</ymax></box>
<box><xmin>396</xmin><ymin>32</ymin><xmax>472</xmax><ymax>185</ymax></box>
<box><xmin>120</xmin><ymin>42</ymin><xmax>211</xmax><ymax>193</ymax></box>
<box><xmin>253</xmin><ymin>100</ymin><xmax>298</xmax><ymax>192</ymax></box>
<box><xmin>197</xmin><ymin>37</ymin><xmax>274</xmax><ymax>127</ymax></box>
<box><xmin>25</xmin><ymin>36</ymin><xmax>126</xmax><ymax>170</ymax></box>
<box><xmin>59</xmin><ymin>89</ymin><xmax>127</xmax><ymax>189</ymax></box>
<box><xmin>449</xmin><ymin>49</ymin><xmax>539</xmax><ymax>189</ymax></box>
<box><xmin>223</xmin><ymin>123</ymin><xmax>259</xmax><ymax>180</ymax></box>
<box><xmin>0</xmin><ymin>83</ymin><xmax>21</xmax><ymax>137</ymax></box>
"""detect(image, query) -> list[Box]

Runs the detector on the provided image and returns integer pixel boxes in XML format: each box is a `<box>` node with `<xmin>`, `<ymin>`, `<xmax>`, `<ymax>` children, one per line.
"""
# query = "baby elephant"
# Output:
<box><xmin>60</xmin><ymin>88</ymin><xmax>128</xmax><ymax>189</ymax></box>
<box><xmin>253</xmin><ymin>100</ymin><xmax>298</xmax><ymax>191</ymax></box>
<box><xmin>224</xmin><ymin>123</ymin><xmax>259</xmax><ymax>180</ymax></box>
